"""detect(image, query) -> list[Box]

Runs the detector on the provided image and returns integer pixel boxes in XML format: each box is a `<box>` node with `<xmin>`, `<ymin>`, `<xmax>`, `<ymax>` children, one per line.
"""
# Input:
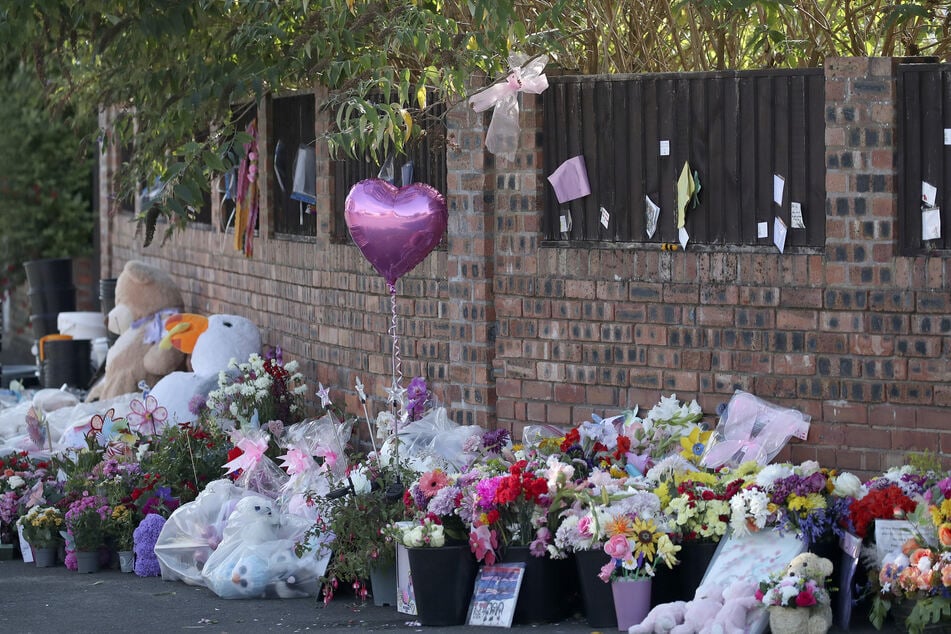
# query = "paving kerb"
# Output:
<box><xmin>0</xmin><ymin>559</ymin><xmax>897</xmax><ymax>633</ymax></box>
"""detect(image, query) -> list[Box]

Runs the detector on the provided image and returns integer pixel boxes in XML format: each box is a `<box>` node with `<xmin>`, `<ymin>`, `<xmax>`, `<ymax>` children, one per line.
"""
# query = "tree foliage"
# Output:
<box><xmin>0</xmin><ymin>62</ymin><xmax>95</xmax><ymax>295</ymax></box>
<box><xmin>0</xmin><ymin>0</ymin><xmax>947</xmax><ymax>243</ymax></box>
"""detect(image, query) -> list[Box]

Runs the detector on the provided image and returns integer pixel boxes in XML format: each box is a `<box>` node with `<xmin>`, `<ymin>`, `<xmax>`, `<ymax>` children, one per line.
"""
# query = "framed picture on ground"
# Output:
<box><xmin>467</xmin><ymin>563</ymin><xmax>526</xmax><ymax>627</ymax></box>
<box><xmin>701</xmin><ymin>529</ymin><xmax>807</xmax><ymax>634</ymax></box>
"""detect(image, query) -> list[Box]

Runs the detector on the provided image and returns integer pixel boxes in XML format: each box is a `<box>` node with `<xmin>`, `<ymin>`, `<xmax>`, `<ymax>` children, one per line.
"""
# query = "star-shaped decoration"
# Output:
<box><xmin>384</xmin><ymin>380</ymin><xmax>406</xmax><ymax>411</ymax></box>
<box><xmin>354</xmin><ymin>377</ymin><xmax>367</xmax><ymax>403</ymax></box>
<box><xmin>316</xmin><ymin>383</ymin><xmax>332</xmax><ymax>409</ymax></box>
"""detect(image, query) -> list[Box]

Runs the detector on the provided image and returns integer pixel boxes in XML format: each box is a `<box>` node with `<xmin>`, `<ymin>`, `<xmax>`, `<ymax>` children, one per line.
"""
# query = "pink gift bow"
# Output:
<box><xmin>469</xmin><ymin>53</ymin><xmax>549</xmax><ymax>161</ymax></box>
<box><xmin>223</xmin><ymin>434</ymin><xmax>269</xmax><ymax>475</ymax></box>
<box><xmin>700</xmin><ymin>391</ymin><xmax>807</xmax><ymax>468</ymax></box>
<box><xmin>278</xmin><ymin>447</ymin><xmax>315</xmax><ymax>476</ymax></box>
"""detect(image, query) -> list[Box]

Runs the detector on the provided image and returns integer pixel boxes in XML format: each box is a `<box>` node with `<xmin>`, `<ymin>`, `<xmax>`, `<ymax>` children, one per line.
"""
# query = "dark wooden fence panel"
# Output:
<box><xmin>331</xmin><ymin>104</ymin><xmax>447</xmax><ymax>242</ymax></box>
<box><xmin>898</xmin><ymin>63</ymin><xmax>951</xmax><ymax>254</ymax></box>
<box><xmin>542</xmin><ymin>70</ymin><xmax>826</xmax><ymax>247</ymax></box>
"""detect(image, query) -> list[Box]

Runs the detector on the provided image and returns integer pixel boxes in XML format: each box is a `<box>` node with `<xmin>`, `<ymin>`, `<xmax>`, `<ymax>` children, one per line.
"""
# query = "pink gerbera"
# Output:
<box><xmin>127</xmin><ymin>395</ymin><xmax>168</xmax><ymax>436</ymax></box>
<box><xmin>418</xmin><ymin>469</ymin><xmax>449</xmax><ymax>498</ymax></box>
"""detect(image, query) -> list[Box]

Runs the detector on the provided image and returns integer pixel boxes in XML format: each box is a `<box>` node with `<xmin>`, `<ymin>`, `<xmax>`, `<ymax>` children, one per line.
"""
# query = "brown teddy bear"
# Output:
<box><xmin>86</xmin><ymin>260</ymin><xmax>187</xmax><ymax>401</ymax></box>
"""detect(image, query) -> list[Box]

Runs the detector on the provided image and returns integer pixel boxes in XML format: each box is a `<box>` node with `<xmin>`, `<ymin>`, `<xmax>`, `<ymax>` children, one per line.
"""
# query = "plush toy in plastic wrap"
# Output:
<box><xmin>379</xmin><ymin>406</ymin><xmax>482</xmax><ymax>472</ymax></box>
<box><xmin>700</xmin><ymin>390</ymin><xmax>811</xmax><ymax>469</ymax></box>
<box><xmin>149</xmin><ymin>314</ymin><xmax>261</xmax><ymax>426</ymax></box>
<box><xmin>154</xmin><ymin>479</ymin><xmax>258</xmax><ymax>585</ymax></box>
<box><xmin>200</xmin><ymin>495</ymin><xmax>331</xmax><ymax>599</ymax></box>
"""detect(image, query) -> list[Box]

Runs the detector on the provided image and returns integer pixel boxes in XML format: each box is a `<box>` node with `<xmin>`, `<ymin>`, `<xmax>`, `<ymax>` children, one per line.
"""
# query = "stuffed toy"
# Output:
<box><xmin>201</xmin><ymin>495</ymin><xmax>325</xmax><ymax>599</ymax></box>
<box><xmin>148</xmin><ymin>313</ymin><xmax>261</xmax><ymax>425</ymax></box>
<box><xmin>628</xmin><ymin>600</ymin><xmax>687</xmax><ymax>634</ymax></box>
<box><xmin>706</xmin><ymin>579</ymin><xmax>763</xmax><ymax>634</ymax></box>
<box><xmin>86</xmin><ymin>260</ymin><xmax>186</xmax><ymax>401</ymax></box>
<box><xmin>668</xmin><ymin>584</ymin><xmax>724</xmax><ymax>634</ymax></box>
<box><xmin>783</xmin><ymin>552</ymin><xmax>834</xmax><ymax>634</ymax></box>
<box><xmin>134</xmin><ymin>513</ymin><xmax>168</xmax><ymax>577</ymax></box>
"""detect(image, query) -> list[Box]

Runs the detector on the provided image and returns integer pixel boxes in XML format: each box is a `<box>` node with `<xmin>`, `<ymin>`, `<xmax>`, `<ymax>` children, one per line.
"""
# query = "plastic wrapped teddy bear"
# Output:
<box><xmin>87</xmin><ymin>260</ymin><xmax>186</xmax><ymax>402</ymax></box>
<box><xmin>148</xmin><ymin>313</ymin><xmax>261</xmax><ymax>426</ymax></box>
<box><xmin>628</xmin><ymin>600</ymin><xmax>687</xmax><ymax>633</ymax></box>
<box><xmin>200</xmin><ymin>495</ymin><xmax>327</xmax><ymax>599</ymax></box>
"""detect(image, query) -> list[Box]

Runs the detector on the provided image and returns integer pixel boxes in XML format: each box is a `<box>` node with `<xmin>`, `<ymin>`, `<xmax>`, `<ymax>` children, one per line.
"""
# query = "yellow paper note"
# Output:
<box><xmin>676</xmin><ymin>161</ymin><xmax>693</xmax><ymax>228</ymax></box>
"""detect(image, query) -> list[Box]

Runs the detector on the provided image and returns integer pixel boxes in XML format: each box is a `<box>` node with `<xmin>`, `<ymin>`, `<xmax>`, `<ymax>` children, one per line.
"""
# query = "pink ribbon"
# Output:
<box><xmin>469</xmin><ymin>54</ymin><xmax>549</xmax><ymax>162</ymax></box>
<box><xmin>701</xmin><ymin>391</ymin><xmax>808</xmax><ymax>468</ymax></box>
<box><xmin>223</xmin><ymin>435</ymin><xmax>269</xmax><ymax>475</ymax></box>
<box><xmin>278</xmin><ymin>448</ymin><xmax>315</xmax><ymax>476</ymax></box>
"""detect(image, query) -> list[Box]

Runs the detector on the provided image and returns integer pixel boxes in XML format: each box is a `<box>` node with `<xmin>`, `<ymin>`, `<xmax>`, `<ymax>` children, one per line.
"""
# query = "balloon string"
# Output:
<box><xmin>389</xmin><ymin>285</ymin><xmax>403</xmax><ymax>393</ymax></box>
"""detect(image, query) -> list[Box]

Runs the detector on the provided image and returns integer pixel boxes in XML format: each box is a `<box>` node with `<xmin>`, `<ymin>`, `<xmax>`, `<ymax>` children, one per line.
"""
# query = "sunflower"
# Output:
<box><xmin>630</xmin><ymin>518</ymin><xmax>660</xmax><ymax>561</ymax></box>
<box><xmin>679</xmin><ymin>427</ymin><xmax>712</xmax><ymax>464</ymax></box>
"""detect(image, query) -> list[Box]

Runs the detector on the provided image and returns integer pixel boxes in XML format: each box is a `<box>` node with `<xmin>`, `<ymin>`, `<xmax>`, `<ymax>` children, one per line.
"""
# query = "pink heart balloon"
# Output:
<box><xmin>345</xmin><ymin>179</ymin><xmax>448</xmax><ymax>287</ymax></box>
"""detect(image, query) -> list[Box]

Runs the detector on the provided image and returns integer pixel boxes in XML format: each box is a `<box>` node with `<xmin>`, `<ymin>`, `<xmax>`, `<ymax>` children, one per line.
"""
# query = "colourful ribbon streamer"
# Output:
<box><xmin>131</xmin><ymin>308</ymin><xmax>180</xmax><ymax>344</ymax></box>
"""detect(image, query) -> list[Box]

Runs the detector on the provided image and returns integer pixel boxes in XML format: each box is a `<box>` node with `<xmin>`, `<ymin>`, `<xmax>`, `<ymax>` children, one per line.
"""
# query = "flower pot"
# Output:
<box><xmin>611</xmin><ymin>577</ymin><xmax>651</xmax><ymax>631</ymax></box>
<box><xmin>501</xmin><ymin>545</ymin><xmax>577</xmax><ymax>624</ymax></box>
<box><xmin>768</xmin><ymin>606</ymin><xmax>810</xmax><ymax>634</ymax></box>
<box><xmin>890</xmin><ymin>599</ymin><xmax>949</xmax><ymax>633</ymax></box>
<box><xmin>33</xmin><ymin>547</ymin><xmax>58</xmax><ymax>568</ymax></box>
<box><xmin>119</xmin><ymin>550</ymin><xmax>135</xmax><ymax>573</ymax></box>
<box><xmin>675</xmin><ymin>539</ymin><xmax>719</xmax><ymax>600</ymax></box>
<box><xmin>370</xmin><ymin>562</ymin><xmax>397</xmax><ymax>607</ymax></box>
<box><xmin>0</xmin><ymin>543</ymin><xmax>16</xmax><ymax>560</ymax></box>
<box><xmin>574</xmin><ymin>549</ymin><xmax>617</xmax><ymax>628</ymax></box>
<box><xmin>75</xmin><ymin>550</ymin><xmax>100</xmax><ymax>574</ymax></box>
<box><xmin>406</xmin><ymin>545</ymin><xmax>477</xmax><ymax>626</ymax></box>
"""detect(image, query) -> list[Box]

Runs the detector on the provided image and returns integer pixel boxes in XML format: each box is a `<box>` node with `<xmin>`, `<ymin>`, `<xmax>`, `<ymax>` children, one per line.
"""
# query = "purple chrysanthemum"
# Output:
<box><xmin>133</xmin><ymin>513</ymin><xmax>167</xmax><ymax>577</ymax></box>
<box><xmin>481</xmin><ymin>429</ymin><xmax>510</xmax><ymax>455</ymax></box>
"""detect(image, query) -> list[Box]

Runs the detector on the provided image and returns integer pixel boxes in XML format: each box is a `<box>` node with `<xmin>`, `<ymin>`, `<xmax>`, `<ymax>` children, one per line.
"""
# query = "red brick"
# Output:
<box><xmin>776</xmin><ymin>309</ymin><xmax>818</xmax><ymax>330</ymax></box>
<box><xmin>554</xmin><ymin>383</ymin><xmax>585</xmax><ymax>404</ymax></box>
<box><xmin>697</xmin><ymin>306</ymin><xmax>735</xmax><ymax>327</ymax></box>
<box><xmin>823</xmin><ymin>401</ymin><xmax>869</xmax><ymax>424</ymax></box>
<box><xmin>843</xmin><ymin>425</ymin><xmax>890</xmax><ymax>449</ymax></box>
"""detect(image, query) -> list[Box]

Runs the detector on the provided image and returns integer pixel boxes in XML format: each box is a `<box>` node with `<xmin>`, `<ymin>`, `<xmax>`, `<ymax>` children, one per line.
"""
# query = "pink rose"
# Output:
<box><xmin>598</xmin><ymin>561</ymin><xmax>615</xmax><ymax>583</ymax></box>
<box><xmin>795</xmin><ymin>589</ymin><xmax>817</xmax><ymax>607</ymax></box>
<box><xmin>577</xmin><ymin>515</ymin><xmax>593</xmax><ymax>539</ymax></box>
<box><xmin>604</xmin><ymin>534</ymin><xmax>631</xmax><ymax>561</ymax></box>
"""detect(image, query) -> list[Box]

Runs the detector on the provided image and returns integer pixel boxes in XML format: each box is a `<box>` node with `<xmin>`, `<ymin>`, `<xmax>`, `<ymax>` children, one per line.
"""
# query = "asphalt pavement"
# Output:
<box><xmin>0</xmin><ymin>559</ymin><xmax>900</xmax><ymax>634</ymax></box>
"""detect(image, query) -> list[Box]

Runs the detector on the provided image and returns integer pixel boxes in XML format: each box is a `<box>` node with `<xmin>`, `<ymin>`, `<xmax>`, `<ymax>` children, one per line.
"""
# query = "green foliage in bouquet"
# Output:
<box><xmin>106</xmin><ymin>504</ymin><xmax>136</xmax><ymax>551</ymax></box>
<box><xmin>17</xmin><ymin>506</ymin><xmax>64</xmax><ymax>549</ymax></box>
<box><xmin>303</xmin><ymin>459</ymin><xmax>412</xmax><ymax>587</ymax></box>
<box><xmin>139</xmin><ymin>422</ymin><xmax>232</xmax><ymax>504</ymax></box>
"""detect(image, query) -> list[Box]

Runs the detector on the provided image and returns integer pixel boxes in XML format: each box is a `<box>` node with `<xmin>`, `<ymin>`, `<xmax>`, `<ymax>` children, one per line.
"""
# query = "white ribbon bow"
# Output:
<box><xmin>469</xmin><ymin>53</ymin><xmax>549</xmax><ymax>162</ymax></box>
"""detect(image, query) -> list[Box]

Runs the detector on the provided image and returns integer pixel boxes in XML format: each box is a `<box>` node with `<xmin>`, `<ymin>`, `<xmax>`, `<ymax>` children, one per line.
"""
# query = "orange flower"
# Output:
<box><xmin>898</xmin><ymin>567</ymin><xmax>921</xmax><ymax>592</ymax></box>
<box><xmin>941</xmin><ymin>564</ymin><xmax>951</xmax><ymax>588</ymax></box>
<box><xmin>909</xmin><ymin>548</ymin><xmax>934</xmax><ymax>568</ymax></box>
<box><xmin>939</xmin><ymin>523</ymin><xmax>951</xmax><ymax>547</ymax></box>
<box><xmin>902</xmin><ymin>537</ymin><xmax>921</xmax><ymax>555</ymax></box>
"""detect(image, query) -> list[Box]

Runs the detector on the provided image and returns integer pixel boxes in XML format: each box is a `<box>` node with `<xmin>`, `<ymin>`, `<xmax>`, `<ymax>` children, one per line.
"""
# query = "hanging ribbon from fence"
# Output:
<box><xmin>469</xmin><ymin>53</ymin><xmax>550</xmax><ymax>162</ymax></box>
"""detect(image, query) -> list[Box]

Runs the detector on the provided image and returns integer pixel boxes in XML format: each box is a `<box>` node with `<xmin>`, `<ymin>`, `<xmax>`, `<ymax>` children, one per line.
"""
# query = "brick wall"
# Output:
<box><xmin>98</xmin><ymin>58</ymin><xmax>951</xmax><ymax>476</ymax></box>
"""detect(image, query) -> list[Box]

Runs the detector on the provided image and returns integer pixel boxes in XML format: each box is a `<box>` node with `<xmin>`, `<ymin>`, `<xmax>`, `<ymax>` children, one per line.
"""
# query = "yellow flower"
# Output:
<box><xmin>788</xmin><ymin>493</ymin><xmax>826</xmax><ymax>514</ymax></box>
<box><xmin>734</xmin><ymin>461</ymin><xmax>761</xmax><ymax>477</ymax></box>
<box><xmin>631</xmin><ymin>518</ymin><xmax>659</xmax><ymax>561</ymax></box>
<box><xmin>654</xmin><ymin>482</ymin><xmax>671</xmax><ymax>507</ymax></box>
<box><xmin>609</xmin><ymin>465</ymin><xmax>627</xmax><ymax>479</ymax></box>
<box><xmin>655</xmin><ymin>533</ymin><xmax>681</xmax><ymax>568</ymax></box>
<box><xmin>679</xmin><ymin>427</ymin><xmax>712</xmax><ymax>464</ymax></box>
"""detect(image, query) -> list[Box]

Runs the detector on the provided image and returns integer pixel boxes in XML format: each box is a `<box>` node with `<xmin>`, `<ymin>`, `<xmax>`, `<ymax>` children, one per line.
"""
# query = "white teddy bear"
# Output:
<box><xmin>149</xmin><ymin>314</ymin><xmax>261</xmax><ymax>425</ymax></box>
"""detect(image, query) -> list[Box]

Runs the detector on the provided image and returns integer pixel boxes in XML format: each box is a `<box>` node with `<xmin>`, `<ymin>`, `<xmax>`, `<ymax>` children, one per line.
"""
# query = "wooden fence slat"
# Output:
<box><xmin>541</xmin><ymin>70</ymin><xmax>826</xmax><ymax>247</ymax></box>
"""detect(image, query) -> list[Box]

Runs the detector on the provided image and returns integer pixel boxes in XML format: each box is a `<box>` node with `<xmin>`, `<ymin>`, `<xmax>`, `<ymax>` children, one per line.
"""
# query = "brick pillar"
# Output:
<box><xmin>824</xmin><ymin>57</ymin><xmax>898</xmax><ymax>287</ymax></box>
<box><xmin>446</xmin><ymin>95</ymin><xmax>497</xmax><ymax>429</ymax></box>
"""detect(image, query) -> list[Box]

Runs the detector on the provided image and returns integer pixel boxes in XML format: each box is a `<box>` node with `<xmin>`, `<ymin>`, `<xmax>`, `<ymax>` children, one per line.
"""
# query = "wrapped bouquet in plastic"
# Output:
<box><xmin>700</xmin><ymin>390</ymin><xmax>811</xmax><ymax>469</ymax></box>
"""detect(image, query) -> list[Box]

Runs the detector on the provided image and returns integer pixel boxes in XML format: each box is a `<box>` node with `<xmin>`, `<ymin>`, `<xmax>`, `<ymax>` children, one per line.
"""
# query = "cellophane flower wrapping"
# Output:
<box><xmin>153</xmin><ymin>479</ymin><xmax>258</xmax><ymax>585</ymax></box>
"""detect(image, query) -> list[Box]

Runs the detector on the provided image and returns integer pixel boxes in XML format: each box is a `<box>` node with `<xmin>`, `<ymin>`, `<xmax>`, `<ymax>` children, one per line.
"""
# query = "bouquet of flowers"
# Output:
<box><xmin>871</xmin><ymin>474</ymin><xmax>951</xmax><ymax>632</ymax></box>
<box><xmin>656</xmin><ymin>467</ymin><xmax>748</xmax><ymax>543</ymax></box>
<box><xmin>466</xmin><ymin>459</ymin><xmax>551</xmax><ymax>565</ymax></box>
<box><xmin>106</xmin><ymin>503</ymin><xmax>137</xmax><ymax>551</ymax></box>
<box><xmin>757</xmin><ymin>568</ymin><xmax>831</xmax><ymax>608</ymax></box>
<box><xmin>64</xmin><ymin>493</ymin><xmax>111</xmax><ymax>552</ymax></box>
<box><xmin>17</xmin><ymin>505</ymin><xmax>64</xmax><ymax>549</ymax></box>
<box><xmin>206</xmin><ymin>352</ymin><xmax>307</xmax><ymax>428</ymax></box>
<box><xmin>403</xmin><ymin>467</ymin><xmax>468</xmax><ymax>542</ymax></box>
<box><xmin>597</xmin><ymin>513</ymin><xmax>679</xmax><ymax>582</ymax></box>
